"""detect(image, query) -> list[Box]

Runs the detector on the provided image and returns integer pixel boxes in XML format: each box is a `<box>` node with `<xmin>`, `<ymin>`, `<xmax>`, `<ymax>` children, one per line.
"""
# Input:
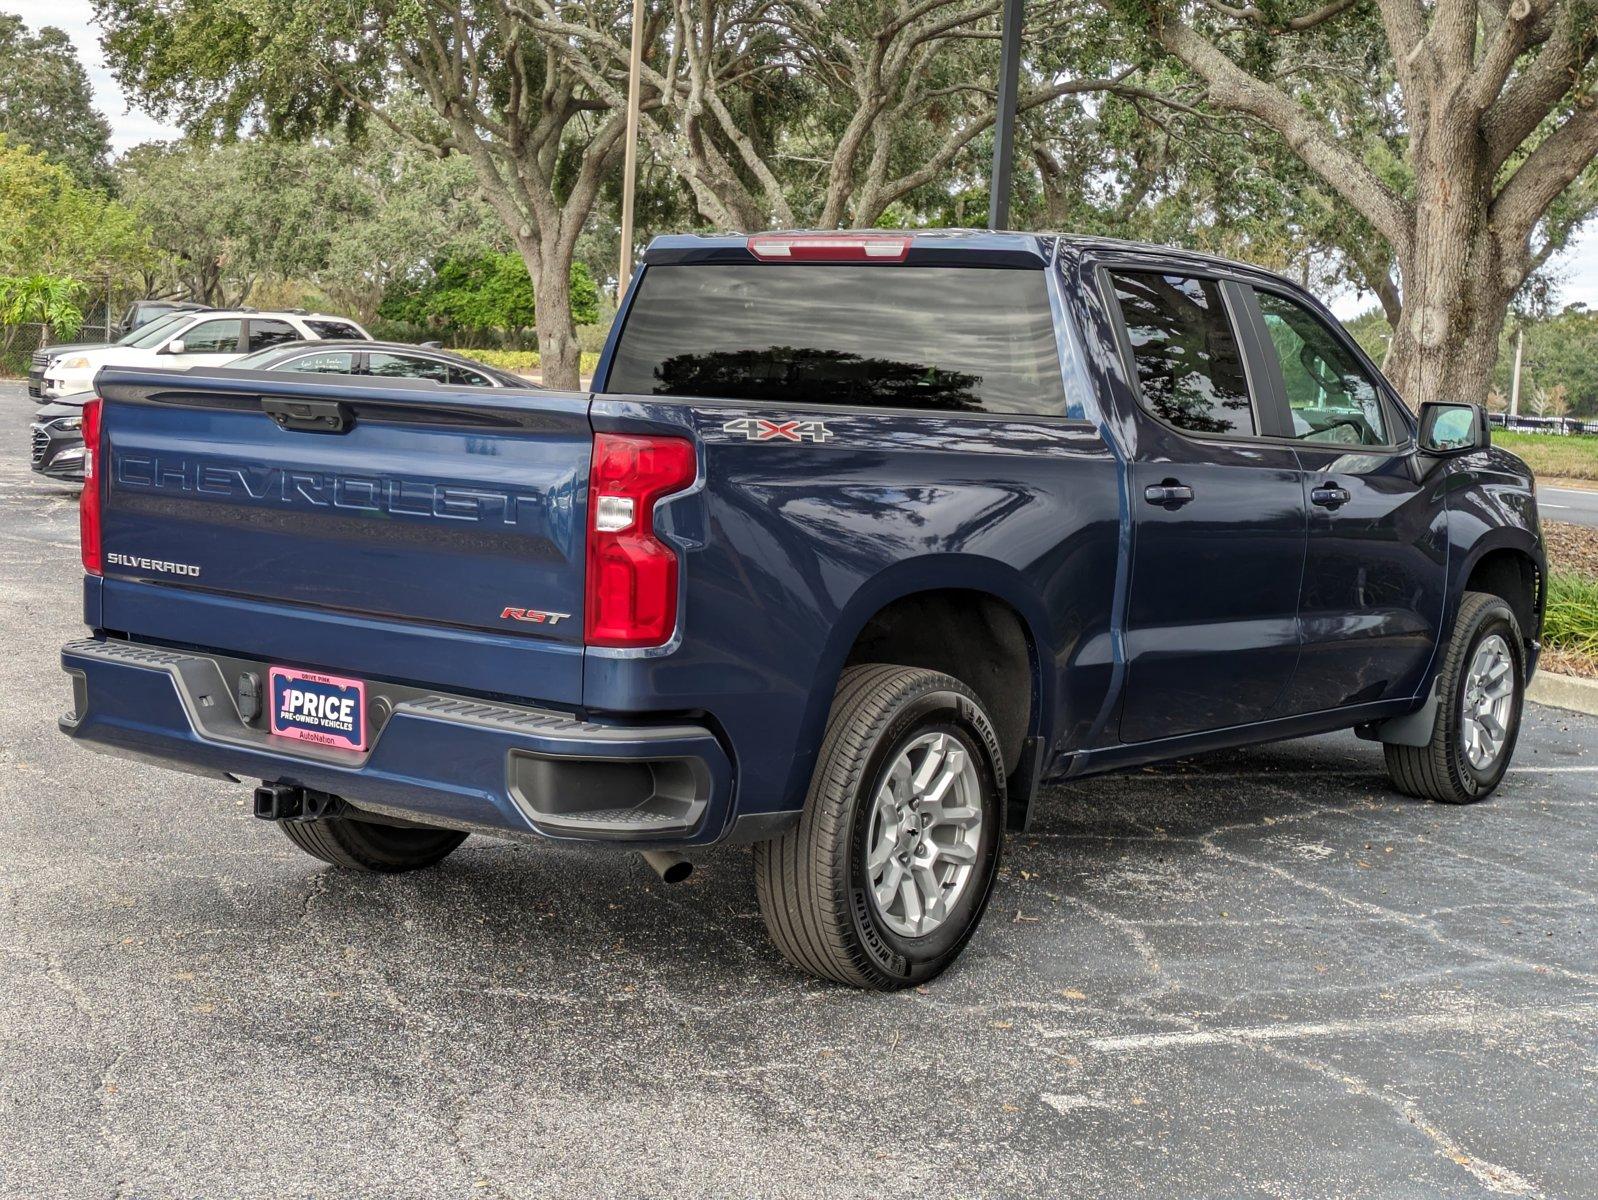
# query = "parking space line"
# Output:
<box><xmin>1044</xmin><ymin>1002</ymin><xmax>1598</xmax><ymax>1052</ymax></box>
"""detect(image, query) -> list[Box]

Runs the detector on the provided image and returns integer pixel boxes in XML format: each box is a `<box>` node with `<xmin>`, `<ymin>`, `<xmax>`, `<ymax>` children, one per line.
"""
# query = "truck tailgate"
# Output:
<box><xmin>93</xmin><ymin>368</ymin><xmax>591</xmax><ymax>705</ymax></box>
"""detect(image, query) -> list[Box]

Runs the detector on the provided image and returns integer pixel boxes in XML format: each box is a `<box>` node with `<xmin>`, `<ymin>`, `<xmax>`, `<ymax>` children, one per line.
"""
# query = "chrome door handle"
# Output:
<box><xmin>1144</xmin><ymin>482</ymin><xmax>1194</xmax><ymax>509</ymax></box>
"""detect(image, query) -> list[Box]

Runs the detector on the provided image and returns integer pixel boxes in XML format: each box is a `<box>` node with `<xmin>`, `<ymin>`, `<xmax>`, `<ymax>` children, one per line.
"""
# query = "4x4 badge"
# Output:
<box><xmin>722</xmin><ymin>417</ymin><xmax>832</xmax><ymax>444</ymax></box>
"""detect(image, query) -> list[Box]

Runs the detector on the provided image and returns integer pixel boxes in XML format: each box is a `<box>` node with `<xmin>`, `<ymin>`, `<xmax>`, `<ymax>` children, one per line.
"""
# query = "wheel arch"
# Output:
<box><xmin>795</xmin><ymin>556</ymin><xmax>1054</xmax><ymax>829</ymax></box>
<box><xmin>1453</xmin><ymin>530</ymin><xmax>1545</xmax><ymax>658</ymax></box>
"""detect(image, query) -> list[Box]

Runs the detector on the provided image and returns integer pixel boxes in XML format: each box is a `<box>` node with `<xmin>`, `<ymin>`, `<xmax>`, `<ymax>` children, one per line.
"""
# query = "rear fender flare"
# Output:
<box><xmin>777</xmin><ymin>554</ymin><xmax>1054</xmax><ymax>816</ymax></box>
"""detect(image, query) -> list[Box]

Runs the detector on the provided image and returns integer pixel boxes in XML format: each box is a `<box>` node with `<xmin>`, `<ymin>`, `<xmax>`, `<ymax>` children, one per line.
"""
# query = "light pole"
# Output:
<box><xmin>618</xmin><ymin>0</ymin><xmax>647</xmax><ymax>298</ymax></box>
<box><xmin>988</xmin><ymin>0</ymin><xmax>1024</xmax><ymax>230</ymax></box>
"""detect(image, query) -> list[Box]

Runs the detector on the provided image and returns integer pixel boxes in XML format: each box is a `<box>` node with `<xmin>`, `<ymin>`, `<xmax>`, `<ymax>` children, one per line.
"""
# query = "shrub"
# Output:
<box><xmin>1544</xmin><ymin>570</ymin><xmax>1598</xmax><ymax>659</ymax></box>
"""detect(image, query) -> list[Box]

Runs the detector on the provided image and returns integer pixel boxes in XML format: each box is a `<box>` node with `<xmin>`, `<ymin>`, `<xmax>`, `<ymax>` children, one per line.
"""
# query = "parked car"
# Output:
<box><xmin>114</xmin><ymin>298</ymin><xmax>211</xmax><ymax>339</ymax></box>
<box><xmin>39</xmin><ymin>310</ymin><xmax>371</xmax><ymax>399</ymax></box>
<box><xmin>29</xmin><ymin>392</ymin><xmax>95</xmax><ymax>481</ymax></box>
<box><xmin>220</xmin><ymin>340</ymin><xmax>531</xmax><ymax>387</ymax></box>
<box><xmin>30</xmin><ymin>345</ymin><xmax>523</xmax><ymax>483</ymax></box>
<box><xmin>59</xmin><ymin>230</ymin><xmax>1544</xmax><ymax>990</ymax></box>
<box><xmin>28</xmin><ymin>305</ymin><xmax>211</xmax><ymax>398</ymax></box>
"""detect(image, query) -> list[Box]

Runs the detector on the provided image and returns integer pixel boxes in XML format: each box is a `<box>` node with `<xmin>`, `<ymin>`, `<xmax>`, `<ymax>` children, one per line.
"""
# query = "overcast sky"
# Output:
<box><xmin>14</xmin><ymin>0</ymin><xmax>1598</xmax><ymax>320</ymax></box>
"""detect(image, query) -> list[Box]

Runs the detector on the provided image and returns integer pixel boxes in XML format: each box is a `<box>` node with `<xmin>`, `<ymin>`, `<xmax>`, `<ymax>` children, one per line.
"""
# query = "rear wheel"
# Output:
<box><xmin>1385</xmin><ymin>591</ymin><xmax>1525</xmax><ymax>804</ymax></box>
<box><xmin>754</xmin><ymin>665</ymin><xmax>1005</xmax><ymax>990</ymax></box>
<box><xmin>278</xmin><ymin>815</ymin><xmax>467</xmax><ymax>873</ymax></box>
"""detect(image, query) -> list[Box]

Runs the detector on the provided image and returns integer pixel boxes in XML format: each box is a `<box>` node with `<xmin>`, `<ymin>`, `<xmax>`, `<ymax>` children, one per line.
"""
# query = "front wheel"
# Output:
<box><xmin>1385</xmin><ymin>591</ymin><xmax>1525</xmax><ymax>804</ymax></box>
<box><xmin>754</xmin><ymin>665</ymin><xmax>1005</xmax><ymax>990</ymax></box>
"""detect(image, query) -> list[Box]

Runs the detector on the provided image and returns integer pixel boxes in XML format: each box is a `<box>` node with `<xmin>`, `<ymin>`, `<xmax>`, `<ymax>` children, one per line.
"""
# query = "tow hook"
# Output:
<box><xmin>640</xmin><ymin>850</ymin><xmax>693</xmax><ymax>884</ymax></box>
<box><xmin>253</xmin><ymin>784</ymin><xmax>347</xmax><ymax>822</ymax></box>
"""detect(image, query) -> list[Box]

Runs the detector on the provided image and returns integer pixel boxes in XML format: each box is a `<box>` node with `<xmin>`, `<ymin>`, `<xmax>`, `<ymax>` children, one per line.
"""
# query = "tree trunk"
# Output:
<box><xmin>522</xmin><ymin>238</ymin><xmax>582</xmax><ymax>391</ymax></box>
<box><xmin>1382</xmin><ymin>121</ymin><xmax>1509</xmax><ymax>410</ymax></box>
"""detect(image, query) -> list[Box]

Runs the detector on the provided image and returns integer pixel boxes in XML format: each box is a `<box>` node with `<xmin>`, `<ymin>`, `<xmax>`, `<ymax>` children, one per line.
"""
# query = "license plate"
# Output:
<box><xmin>268</xmin><ymin>667</ymin><xmax>367</xmax><ymax>751</ymax></box>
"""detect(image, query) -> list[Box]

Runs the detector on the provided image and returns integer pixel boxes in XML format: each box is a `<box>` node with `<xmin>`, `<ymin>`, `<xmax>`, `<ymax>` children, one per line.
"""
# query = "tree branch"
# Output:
<box><xmin>1151</xmin><ymin>12</ymin><xmax>1413</xmax><ymax>254</ymax></box>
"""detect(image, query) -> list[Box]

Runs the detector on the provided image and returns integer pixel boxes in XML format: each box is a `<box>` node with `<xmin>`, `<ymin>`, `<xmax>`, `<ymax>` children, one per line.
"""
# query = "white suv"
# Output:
<box><xmin>41</xmin><ymin>310</ymin><xmax>371</xmax><ymax>399</ymax></box>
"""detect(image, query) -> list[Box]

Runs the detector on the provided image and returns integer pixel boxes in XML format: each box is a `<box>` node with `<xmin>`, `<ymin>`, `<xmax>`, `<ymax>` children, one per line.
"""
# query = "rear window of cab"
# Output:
<box><xmin>606</xmin><ymin>264</ymin><xmax>1076</xmax><ymax>418</ymax></box>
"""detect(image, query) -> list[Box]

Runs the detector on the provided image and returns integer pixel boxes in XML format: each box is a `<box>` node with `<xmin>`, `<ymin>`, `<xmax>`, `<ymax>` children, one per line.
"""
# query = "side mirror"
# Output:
<box><xmin>1418</xmin><ymin>401</ymin><xmax>1490</xmax><ymax>456</ymax></box>
<box><xmin>162</xmin><ymin>339</ymin><xmax>186</xmax><ymax>355</ymax></box>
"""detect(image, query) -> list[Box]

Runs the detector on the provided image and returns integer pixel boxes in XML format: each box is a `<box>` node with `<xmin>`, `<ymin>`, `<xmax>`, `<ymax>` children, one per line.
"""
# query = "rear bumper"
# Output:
<box><xmin>60</xmin><ymin>637</ymin><xmax>744</xmax><ymax>847</ymax></box>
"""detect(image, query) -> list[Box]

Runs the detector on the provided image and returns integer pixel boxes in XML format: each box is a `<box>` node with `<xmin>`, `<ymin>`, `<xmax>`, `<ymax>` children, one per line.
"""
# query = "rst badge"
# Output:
<box><xmin>500</xmin><ymin>607</ymin><xmax>570</xmax><ymax>626</ymax></box>
<box><xmin>722</xmin><ymin>417</ymin><xmax>832</xmax><ymax>444</ymax></box>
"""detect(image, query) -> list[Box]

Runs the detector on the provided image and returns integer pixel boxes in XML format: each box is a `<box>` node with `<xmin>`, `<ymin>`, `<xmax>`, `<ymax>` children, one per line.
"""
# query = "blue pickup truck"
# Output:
<box><xmin>60</xmin><ymin>231</ymin><xmax>1544</xmax><ymax>989</ymax></box>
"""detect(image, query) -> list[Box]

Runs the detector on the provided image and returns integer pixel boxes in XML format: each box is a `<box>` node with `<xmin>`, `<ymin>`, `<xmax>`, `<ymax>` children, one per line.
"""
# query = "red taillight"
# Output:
<box><xmin>79</xmin><ymin>398</ymin><xmax>103</xmax><ymax>575</ymax></box>
<box><xmin>585</xmin><ymin>433</ymin><xmax>696</xmax><ymax>648</ymax></box>
<box><xmin>746</xmin><ymin>233</ymin><xmax>911</xmax><ymax>262</ymax></box>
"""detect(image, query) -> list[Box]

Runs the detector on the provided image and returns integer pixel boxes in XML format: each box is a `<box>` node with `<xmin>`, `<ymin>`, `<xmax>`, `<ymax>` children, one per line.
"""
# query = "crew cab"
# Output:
<box><xmin>59</xmin><ymin>231</ymin><xmax>1545</xmax><ymax>989</ymax></box>
<box><xmin>40</xmin><ymin>309</ymin><xmax>370</xmax><ymax>399</ymax></box>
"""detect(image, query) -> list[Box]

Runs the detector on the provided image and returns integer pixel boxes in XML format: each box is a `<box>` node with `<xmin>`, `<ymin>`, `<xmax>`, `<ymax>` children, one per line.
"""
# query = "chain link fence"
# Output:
<box><xmin>1</xmin><ymin>289</ymin><xmax>156</xmax><ymax>380</ymax></box>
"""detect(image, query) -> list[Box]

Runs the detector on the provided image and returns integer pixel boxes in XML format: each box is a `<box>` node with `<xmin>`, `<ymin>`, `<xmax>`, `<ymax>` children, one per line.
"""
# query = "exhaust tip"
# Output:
<box><xmin>641</xmin><ymin>850</ymin><xmax>693</xmax><ymax>884</ymax></box>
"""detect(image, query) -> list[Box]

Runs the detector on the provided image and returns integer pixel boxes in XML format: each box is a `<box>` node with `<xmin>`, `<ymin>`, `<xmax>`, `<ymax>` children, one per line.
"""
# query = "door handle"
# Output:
<box><xmin>1311</xmin><ymin>483</ymin><xmax>1351</xmax><ymax>509</ymax></box>
<box><xmin>1144</xmin><ymin>481</ymin><xmax>1194</xmax><ymax>509</ymax></box>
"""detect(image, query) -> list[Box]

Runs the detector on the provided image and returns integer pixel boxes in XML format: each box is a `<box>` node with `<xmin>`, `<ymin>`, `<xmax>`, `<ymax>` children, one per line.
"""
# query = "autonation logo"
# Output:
<box><xmin>106</xmin><ymin>552</ymin><xmax>201</xmax><ymax>578</ymax></box>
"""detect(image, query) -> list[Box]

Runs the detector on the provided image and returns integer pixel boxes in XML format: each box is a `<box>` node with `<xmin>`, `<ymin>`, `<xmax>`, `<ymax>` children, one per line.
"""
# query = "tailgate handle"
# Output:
<box><xmin>262</xmin><ymin>397</ymin><xmax>354</xmax><ymax>434</ymax></box>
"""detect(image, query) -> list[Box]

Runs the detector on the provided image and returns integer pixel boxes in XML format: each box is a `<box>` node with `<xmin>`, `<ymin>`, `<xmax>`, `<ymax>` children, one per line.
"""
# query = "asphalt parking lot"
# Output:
<box><xmin>2</xmin><ymin>381</ymin><xmax>1595</xmax><ymax>1199</ymax></box>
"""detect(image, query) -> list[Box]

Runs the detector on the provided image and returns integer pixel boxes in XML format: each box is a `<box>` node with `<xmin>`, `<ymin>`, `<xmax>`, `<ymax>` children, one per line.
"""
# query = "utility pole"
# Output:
<box><xmin>617</xmin><ymin>0</ymin><xmax>647</xmax><ymax>300</ymax></box>
<box><xmin>1508</xmin><ymin>325</ymin><xmax>1525</xmax><ymax>420</ymax></box>
<box><xmin>987</xmin><ymin>0</ymin><xmax>1024</xmax><ymax>230</ymax></box>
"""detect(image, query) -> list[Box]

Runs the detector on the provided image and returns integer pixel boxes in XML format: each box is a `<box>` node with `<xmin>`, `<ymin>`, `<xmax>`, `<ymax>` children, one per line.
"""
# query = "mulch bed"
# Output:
<box><xmin>1544</xmin><ymin>521</ymin><xmax>1598</xmax><ymax>579</ymax></box>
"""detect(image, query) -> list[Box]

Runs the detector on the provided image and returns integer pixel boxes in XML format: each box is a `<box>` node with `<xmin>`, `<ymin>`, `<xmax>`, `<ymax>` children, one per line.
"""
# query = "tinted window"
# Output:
<box><xmin>607</xmin><ymin>264</ymin><xmax>1070</xmax><ymax>416</ymax></box>
<box><xmin>368</xmin><ymin>351</ymin><xmax>449</xmax><ymax>382</ymax></box>
<box><xmin>278</xmin><ymin>350</ymin><xmax>358</xmax><ymax>375</ymax></box>
<box><xmin>125</xmin><ymin>302</ymin><xmax>175</xmax><ymax>329</ymax></box>
<box><xmin>1256</xmin><ymin>290</ymin><xmax>1391</xmax><ymax>446</ymax></box>
<box><xmin>1110</xmin><ymin>271</ymin><xmax>1253</xmax><ymax>436</ymax></box>
<box><xmin>116</xmin><ymin>312</ymin><xmax>186</xmax><ymax>346</ymax></box>
<box><xmin>307</xmin><ymin>319</ymin><xmax>364</xmax><ymax>339</ymax></box>
<box><xmin>249</xmin><ymin>319</ymin><xmax>300</xmax><ymax>351</ymax></box>
<box><xmin>448</xmin><ymin>364</ymin><xmax>494</xmax><ymax>387</ymax></box>
<box><xmin>174</xmin><ymin>319</ymin><xmax>242</xmax><ymax>355</ymax></box>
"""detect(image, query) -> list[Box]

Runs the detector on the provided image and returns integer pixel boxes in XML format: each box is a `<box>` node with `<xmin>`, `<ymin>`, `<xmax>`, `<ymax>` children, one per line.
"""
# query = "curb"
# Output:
<box><xmin>1528</xmin><ymin>671</ymin><xmax>1598</xmax><ymax>718</ymax></box>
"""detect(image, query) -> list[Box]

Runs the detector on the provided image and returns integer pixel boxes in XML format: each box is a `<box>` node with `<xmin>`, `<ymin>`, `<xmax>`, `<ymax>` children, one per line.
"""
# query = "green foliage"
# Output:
<box><xmin>0</xmin><ymin>274</ymin><xmax>88</xmax><ymax>337</ymax></box>
<box><xmin>1342</xmin><ymin>309</ymin><xmax>1394</xmax><ymax>365</ymax></box>
<box><xmin>1544</xmin><ymin>571</ymin><xmax>1598</xmax><ymax>659</ymax></box>
<box><xmin>1494</xmin><ymin>308</ymin><xmax>1598</xmax><ymax>418</ymax></box>
<box><xmin>462</xmin><ymin>349</ymin><xmax>603</xmax><ymax>377</ymax></box>
<box><xmin>0</xmin><ymin>14</ymin><xmax>112</xmax><ymax>187</ymax></box>
<box><xmin>379</xmin><ymin>255</ymin><xmax>598</xmax><ymax>340</ymax></box>
<box><xmin>115</xmin><ymin>111</ymin><xmax>510</xmax><ymax>316</ymax></box>
<box><xmin>0</xmin><ymin>137</ymin><xmax>149</xmax><ymax>279</ymax></box>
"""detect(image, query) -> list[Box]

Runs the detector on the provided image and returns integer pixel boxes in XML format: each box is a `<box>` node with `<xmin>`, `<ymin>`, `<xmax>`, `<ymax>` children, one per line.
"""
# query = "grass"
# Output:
<box><xmin>454</xmin><ymin>348</ymin><xmax>602</xmax><ymax>377</ymax></box>
<box><xmin>1494</xmin><ymin>430</ymin><xmax>1598</xmax><ymax>483</ymax></box>
<box><xmin>1544</xmin><ymin>570</ymin><xmax>1598</xmax><ymax>661</ymax></box>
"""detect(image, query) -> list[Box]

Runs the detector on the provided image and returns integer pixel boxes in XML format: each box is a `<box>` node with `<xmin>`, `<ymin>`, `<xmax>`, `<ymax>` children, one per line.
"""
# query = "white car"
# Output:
<box><xmin>41</xmin><ymin>310</ymin><xmax>371</xmax><ymax>399</ymax></box>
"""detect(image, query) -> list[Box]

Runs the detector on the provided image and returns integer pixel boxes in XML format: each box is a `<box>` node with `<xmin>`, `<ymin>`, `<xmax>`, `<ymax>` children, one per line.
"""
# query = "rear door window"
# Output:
<box><xmin>279</xmin><ymin>350</ymin><xmax>358</xmax><ymax>375</ymax></box>
<box><xmin>247</xmin><ymin>319</ymin><xmax>300</xmax><ymax>351</ymax></box>
<box><xmin>606</xmin><ymin>264</ymin><xmax>1071</xmax><ymax>416</ymax></box>
<box><xmin>1108</xmin><ymin>271</ymin><xmax>1254</xmax><ymax>437</ymax></box>
<box><xmin>368</xmin><ymin>352</ymin><xmax>449</xmax><ymax>383</ymax></box>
